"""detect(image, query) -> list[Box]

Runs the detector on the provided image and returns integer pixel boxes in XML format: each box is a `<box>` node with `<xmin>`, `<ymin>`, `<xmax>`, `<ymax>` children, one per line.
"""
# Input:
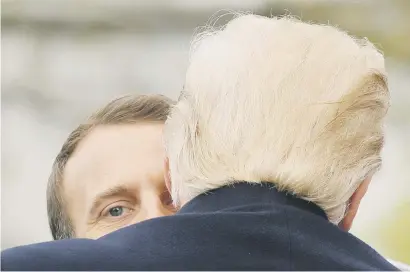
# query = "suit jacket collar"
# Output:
<box><xmin>178</xmin><ymin>181</ymin><xmax>328</xmax><ymax>220</ymax></box>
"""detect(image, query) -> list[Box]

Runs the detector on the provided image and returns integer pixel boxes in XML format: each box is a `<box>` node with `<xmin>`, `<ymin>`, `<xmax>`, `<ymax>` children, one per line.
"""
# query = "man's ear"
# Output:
<box><xmin>339</xmin><ymin>177</ymin><xmax>372</xmax><ymax>231</ymax></box>
<box><xmin>164</xmin><ymin>157</ymin><xmax>171</xmax><ymax>194</ymax></box>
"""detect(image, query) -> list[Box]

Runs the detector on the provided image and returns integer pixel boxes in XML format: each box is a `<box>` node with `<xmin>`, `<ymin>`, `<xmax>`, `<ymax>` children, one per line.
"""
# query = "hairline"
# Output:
<box><xmin>47</xmin><ymin>94</ymin><xmax>173</xmax><ymax>239</ymax></box>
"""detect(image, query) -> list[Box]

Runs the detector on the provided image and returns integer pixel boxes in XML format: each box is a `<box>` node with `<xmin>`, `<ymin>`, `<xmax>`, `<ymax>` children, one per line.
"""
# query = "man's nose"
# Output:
<box><xmin>142</xmin><ymin>194</ymin><xmax>171</xmax><ymax>220</ymax></box>
<box><xmin>145</xmin><ymin>204</ymin><xmax>167</xmax><ymax>220</ymax></box>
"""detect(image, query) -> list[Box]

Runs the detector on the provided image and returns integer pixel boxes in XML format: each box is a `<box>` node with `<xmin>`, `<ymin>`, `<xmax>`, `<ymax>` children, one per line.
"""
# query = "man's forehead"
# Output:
<box><xmin>74</xmin><ymin>123</ymin><xmax>164</xmax><ymax>156</ymax></box>
<box><xmin>62</xmin><ymin>123</ymin><xmax>165</xmax><ymax>197</ymax></box>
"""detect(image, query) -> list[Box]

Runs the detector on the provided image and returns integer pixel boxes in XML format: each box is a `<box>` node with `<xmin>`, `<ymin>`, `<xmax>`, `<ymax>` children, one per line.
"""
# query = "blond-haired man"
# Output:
<box><xmin>1</xmin><ymin>15</ymin><xmax>398</xmax><ymax>270</ymax></box>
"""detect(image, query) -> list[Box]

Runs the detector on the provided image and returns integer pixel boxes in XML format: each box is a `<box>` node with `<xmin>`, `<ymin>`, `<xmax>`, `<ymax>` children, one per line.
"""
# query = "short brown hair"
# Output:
<box><xmin>47</xmin><ymin>94</ymin><xmax>174</xmax><ymax>240</ymax></box>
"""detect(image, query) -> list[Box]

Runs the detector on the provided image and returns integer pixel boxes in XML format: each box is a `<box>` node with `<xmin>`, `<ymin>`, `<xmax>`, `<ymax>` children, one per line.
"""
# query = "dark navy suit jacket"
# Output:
<box><xmin>1</xmin><ymin>182</ymin><xmax>398</xmax><ymax>270</ymax></box>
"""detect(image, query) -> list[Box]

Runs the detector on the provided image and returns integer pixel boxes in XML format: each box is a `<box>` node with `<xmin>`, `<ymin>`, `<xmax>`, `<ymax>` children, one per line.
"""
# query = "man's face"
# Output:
<box><xmin>63</xmin><ymin>123</ymin><xmax>175</xmax><ymax>239</ymax></box>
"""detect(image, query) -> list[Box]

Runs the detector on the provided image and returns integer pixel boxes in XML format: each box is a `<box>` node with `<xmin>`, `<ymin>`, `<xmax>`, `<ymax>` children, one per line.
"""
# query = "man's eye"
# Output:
<box><xmin>106</xmin><ymin>206</ymin><xmax>131</xmax><ymax>217</ymax></box>
<box><xmin>109</xmin><ymin>206</ymin><xmax>123</xmax><ymax>217</ymax></box>
<box><xmin>161</xmin><ymin>191</ymin><xmax>173</xmax><ymax>206</ymax></box>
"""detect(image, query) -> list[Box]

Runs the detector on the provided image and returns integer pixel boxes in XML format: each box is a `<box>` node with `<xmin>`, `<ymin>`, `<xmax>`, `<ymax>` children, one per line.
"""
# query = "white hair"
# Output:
<box><xmin>164</xmin><ymin>14</ymin><xmax>389</xmax><ymax>224</ymax></box>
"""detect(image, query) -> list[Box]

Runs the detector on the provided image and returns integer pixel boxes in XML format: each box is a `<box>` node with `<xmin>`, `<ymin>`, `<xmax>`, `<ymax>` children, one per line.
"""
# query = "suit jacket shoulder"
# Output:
<box><xmin>1</xmin><ymin>183</ymin><xmax>399</xmax><ymax>271</ymax></box>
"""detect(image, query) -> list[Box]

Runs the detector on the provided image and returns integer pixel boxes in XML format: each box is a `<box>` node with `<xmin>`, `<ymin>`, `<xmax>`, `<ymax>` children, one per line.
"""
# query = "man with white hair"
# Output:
<box><xmin>1</xmin><ymin>14</ymin><xmax>399</xmax><ymax>270</ymax></box>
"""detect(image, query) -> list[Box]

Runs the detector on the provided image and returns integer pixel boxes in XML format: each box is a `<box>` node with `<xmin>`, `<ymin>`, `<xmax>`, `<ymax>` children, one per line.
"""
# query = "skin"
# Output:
<box><xmin>63</xmin><ymin>123</ymin><xmax>175</xmax><ymax>239</ymax></box>
<box><xmin>339</xmin><ymin>177</ymin><xmax>372</xmax><ymax>231</ymax></box>
<box><xmin>164</xmin><ymin>158</ymin><xmax>371</xmax><ymax>232</ymax></box>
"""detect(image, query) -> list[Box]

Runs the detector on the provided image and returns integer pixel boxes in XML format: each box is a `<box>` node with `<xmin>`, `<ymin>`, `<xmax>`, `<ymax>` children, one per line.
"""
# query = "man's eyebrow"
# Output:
<box><xmin>89</xmin><ymin>185</ymin><xmax>131</xmax><ymax>215</ymax></box>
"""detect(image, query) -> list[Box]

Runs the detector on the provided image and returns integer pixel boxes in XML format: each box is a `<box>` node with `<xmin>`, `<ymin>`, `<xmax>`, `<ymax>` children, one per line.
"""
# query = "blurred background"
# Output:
<box><xmin>1</xmin><ymin>0</ymin><xmax>409</xmax><ymax>264</ymax></box>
